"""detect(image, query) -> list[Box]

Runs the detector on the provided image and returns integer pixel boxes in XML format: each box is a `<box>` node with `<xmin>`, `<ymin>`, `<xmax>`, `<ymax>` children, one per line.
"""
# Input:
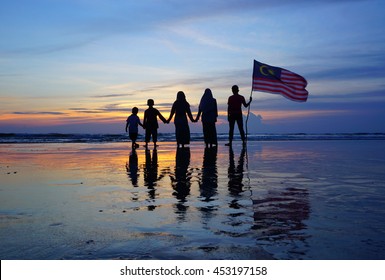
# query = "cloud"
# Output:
<box><xmin>12</xmin><ymin>111</ymin><xmax>67</xmax><ymax>115</ymax></box>
<box><xmin>69</xmin><ymin>109</ymin><xmax>105</xmax><ymax>114</ymax></box>
<box><xmin>91</xmin><ymin>93</ymin><xmax>135</xmax><ymax>98</ymax></box>
<box><xmin>2</xmin><ymin>0</ymin><xmax>367</xmax><ymax>57</ymax></box>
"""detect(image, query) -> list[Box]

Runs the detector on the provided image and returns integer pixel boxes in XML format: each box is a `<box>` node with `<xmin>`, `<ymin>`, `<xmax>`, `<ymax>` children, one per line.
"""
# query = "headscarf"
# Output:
<box><xmin>199</xmin><ymin>88</ymin><xmax>215</xmax><ymax>113</ymax></box>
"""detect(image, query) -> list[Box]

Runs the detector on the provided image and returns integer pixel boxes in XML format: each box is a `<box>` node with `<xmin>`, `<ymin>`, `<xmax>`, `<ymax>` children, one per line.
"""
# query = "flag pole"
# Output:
<box><xmin>246</xmin><ymin>59</ymin><xmax>255</xmax><ymax>143</ymax></box>
<box><xmin>245</xmin><ymin>88</ymin><xmax>253</xmax><ymax>143</ymax></box>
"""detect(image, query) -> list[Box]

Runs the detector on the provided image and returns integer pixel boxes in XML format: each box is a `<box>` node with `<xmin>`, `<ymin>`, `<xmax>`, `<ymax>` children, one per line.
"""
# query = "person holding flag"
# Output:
<box><xmin>225</xmin><ymin>85</ymin><xmax>252</xmax><ymax>147</ymax></box>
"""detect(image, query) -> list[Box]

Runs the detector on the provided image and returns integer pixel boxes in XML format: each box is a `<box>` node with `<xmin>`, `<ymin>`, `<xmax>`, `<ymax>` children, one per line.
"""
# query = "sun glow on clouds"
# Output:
<box><xmin>1</xmin><ymin>0</ymin><xmax>385</xmax><ymax>133</ymax></box>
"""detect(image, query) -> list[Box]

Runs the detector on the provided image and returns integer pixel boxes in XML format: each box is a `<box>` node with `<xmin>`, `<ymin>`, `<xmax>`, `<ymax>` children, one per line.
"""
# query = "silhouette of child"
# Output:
<box><xmin>126</xmin><ymin>107</ymin><xmax>143</xmax><ymax>149</ymax></box>
<box><xmin>143</xmin><ymin>99</ymin><xmax>167</xmax><ymax>148</ymax></box>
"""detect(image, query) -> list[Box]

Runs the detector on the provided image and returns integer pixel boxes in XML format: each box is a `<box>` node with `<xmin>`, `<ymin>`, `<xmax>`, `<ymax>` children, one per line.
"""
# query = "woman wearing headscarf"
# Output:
<box><xmin>196</xmin><ymin>88</ymin><xmax>218</xmax><ymax>148</ymax></box>
<box><xmin>167</xmin><ymin>91</ymin><xmax>196</xmax><ymax>148</ymax></box>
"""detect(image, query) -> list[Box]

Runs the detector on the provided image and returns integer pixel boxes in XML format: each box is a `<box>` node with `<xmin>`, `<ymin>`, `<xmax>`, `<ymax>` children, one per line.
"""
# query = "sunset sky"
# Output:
<box><xmin>1</xmin><ymin>0</ymin><xmax>385</xmax><ymax>134</ymax></box>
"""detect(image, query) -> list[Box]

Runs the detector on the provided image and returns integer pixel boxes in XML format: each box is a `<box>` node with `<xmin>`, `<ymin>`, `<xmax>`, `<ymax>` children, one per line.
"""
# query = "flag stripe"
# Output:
<box><xmin>253</xmin><ymin>78</ymin><xmax>309</xmax><ymax>96</ymax></box>
<box><xmin>281</xmin><ymin>70</ymin><xmax>307</xmax><ymax>84</ymax></box>
<box><xmin>252</xmin><ymin>87</ymin><xmax>308</xmax><ymax>102</ymax></box>
<box><xmin>252</xmin><ymin>85</ymin><xmax>308</xmax><ymax>98</ymax></box>
<box><xmin>252</xmin><ymin>85</ymin><xmax>308</xmax><ymax>102</ymax></box>
<box><xmin>253</xmin><ymin>78</ymin><xmax>308</xmax><ymax>102</ymax></box>
<box><xmin>253</xmin><ymin>86</ymin><xmax>308</xmax><ymax>102</ymax></box>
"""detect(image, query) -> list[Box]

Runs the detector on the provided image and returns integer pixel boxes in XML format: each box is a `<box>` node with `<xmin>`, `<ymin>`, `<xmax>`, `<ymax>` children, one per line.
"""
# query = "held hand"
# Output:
<box><xmin>247</xmin><ymin>97</ymin><xmax>252</xmax><ymax>107</ymax></box>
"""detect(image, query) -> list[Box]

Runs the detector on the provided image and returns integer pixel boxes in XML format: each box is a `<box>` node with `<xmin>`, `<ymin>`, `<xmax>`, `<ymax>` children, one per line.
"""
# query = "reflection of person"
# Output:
<box><xmin>252</xmin><ymin>187</ymin><xmax>310</xmax><ymax>251</ymax></box>
<box><xmin>226</xmin><ymin>85</ymin><xmax>252</xmax><ymax>146</ymax></box>
<box><xmin>144</xmin><ymin>148</ymin><xmax>159</xmax><ymax>207</ymax></box>
<box><xmin>228</xmin><ymin>146</ymin><xmax>246</xmax><ymax>197</ymax></box>
<box><xmin>199</xmin><ymin>146</ymin><xmax>218</xmax><ymax>202</ymax></box>
<box><xmin>143</xmin><ymin>99</ymin><xmax>167</xmax><ymax>149</ymax></box>
<box><xmin>170</xmin><ymin>147</ymin><xmax>192</xmax><ymax>217</ymax></box>
<box><xmin>126</xmin><ymin>150</ymin><xmax>139</xmax><ymax>188</ymax></box>
<box><xmin>196</xmin><ymin>88</ymin><xmax>218</xmax><ymax>148</ymax></box>
<box><xmin>125</xmin><ymin>107</ymin><xmax>143</xmax><ymax>149</ymax></box>
<box><xmin>167</xmin><ymin>91</ymin><xmax>196</xmax><ymax>148</ymax></box>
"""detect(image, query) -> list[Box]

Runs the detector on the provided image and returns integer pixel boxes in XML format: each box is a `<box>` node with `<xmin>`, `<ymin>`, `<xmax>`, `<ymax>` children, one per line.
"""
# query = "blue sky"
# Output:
<box><xmin>1</xmin><ymin>0</ymin><xmax>385</xmax><ymax>134</ymax></box>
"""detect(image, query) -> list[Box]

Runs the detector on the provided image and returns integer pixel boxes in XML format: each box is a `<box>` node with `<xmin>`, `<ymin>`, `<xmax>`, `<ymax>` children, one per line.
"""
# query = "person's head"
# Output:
<box><xmin>204</xmin><ymin>88</ymin><xmax>213</xmax><ymax>98</ymax></box>
<box><xmin>232</xmin><ymin>85</ymin><xmax>239</xmax><ymax>94</ymax></box>
<box><xmin>132</xmin><ymin>107</ymin><xmax>139</xmax><ymax>115</ymax></box>
<box><xmin>147</xmin><ymin>99</ymin><xmax>154</xmax><ymax>107</ymax></box>
<box><xmin>176</xmin><ymin>91</ymin><xmax>186</xmax><ymax>101</ymax></box>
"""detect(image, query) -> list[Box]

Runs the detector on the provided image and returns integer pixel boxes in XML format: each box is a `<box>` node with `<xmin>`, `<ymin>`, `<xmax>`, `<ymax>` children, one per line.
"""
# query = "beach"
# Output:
<box><xmin>1</xmin><ymin>139</ymin><xmax>385</xmax><ymax>260</ymax></box>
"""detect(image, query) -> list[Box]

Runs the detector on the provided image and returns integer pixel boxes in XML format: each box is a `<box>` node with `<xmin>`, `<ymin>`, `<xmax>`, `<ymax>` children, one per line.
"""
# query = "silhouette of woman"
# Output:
<box><xmin>167</xmin><ymin>91</ymin><xmax>196</xmax><ymax>148</ymax></box>
<box><xmin>196</xmin><ymin>88</ymin><xmax>218</xmax><ymax>148</ymax></box>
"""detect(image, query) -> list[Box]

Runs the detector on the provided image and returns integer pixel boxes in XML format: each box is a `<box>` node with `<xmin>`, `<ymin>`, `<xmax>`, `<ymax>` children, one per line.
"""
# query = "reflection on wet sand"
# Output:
<box><xmin>171</xmin><ymin>147</ymin><xmax>192</xmax><ymax>218</ymax></box>
<box><xmin>3</xmin><ymin>141</ymin><xmax>385</xmax><ymax>259</ymax></box>
<box><xmin>124</xmin><ymin>144</ymin><xmax>310</xmax><ymax>258</ymax></box>
<box><xmin>199</xmin><ymin>146</ymin><xmax>218</xmax><ymax>202</ymax></box>
<box><xmin>252</xmin><ymin>187</ymin><xmax>310</xmax><ymax>258</ymax></box>
<box><xmin>198</xmin><ymin>147</ymin><xmax>218</xmax><ymax>228</ymax></box>
<box><xmin>124</xmin><ymin>147</ymin><xmax>310</xmax><ymax>254</ymax></box>
<box><xmin>143</xmin><ymin>148</ymin><xmax>167</xmax><ymax>210</ymax></box>
<box><xmin>252</xmin><ymin>187</ymin><xmax>310</xmax><ymax>238</ymax></box>
<box><xmin>228</xmin><ymin>146</ymin><xmax>246</xmax><ymax>199</ymax></box>
<box><xmin>126</xmin><ymin>150</ymin><xmax>139</xmax><ymax>187</ymax></box>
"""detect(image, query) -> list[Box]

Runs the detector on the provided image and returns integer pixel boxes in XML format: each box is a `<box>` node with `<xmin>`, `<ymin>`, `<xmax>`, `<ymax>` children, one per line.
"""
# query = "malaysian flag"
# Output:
<box><xmin>252</xmin><ymin>60</ymin><xmax>308</xmax><ymax>102</ymax></box>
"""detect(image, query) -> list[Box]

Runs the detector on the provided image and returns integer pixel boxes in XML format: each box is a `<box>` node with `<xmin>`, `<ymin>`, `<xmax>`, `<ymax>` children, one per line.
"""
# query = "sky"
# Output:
<box><xmin>1</xmin><ymin>0</ymin><xmax>385</xmax><ymax>134</ymax></box>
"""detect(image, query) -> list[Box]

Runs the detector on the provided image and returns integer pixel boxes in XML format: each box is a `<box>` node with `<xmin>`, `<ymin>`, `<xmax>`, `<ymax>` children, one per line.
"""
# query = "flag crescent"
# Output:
<box><xmin>260</xmin><ymin>65</ymin><xmax>269</xmax><ymax>76</ymax></box>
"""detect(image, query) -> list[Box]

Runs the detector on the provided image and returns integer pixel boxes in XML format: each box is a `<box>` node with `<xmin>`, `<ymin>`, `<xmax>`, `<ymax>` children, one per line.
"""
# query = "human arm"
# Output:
<box><xmin>195</xmin><ymin>108</ymin><xmax>201</xmax><ymax>122</ymax></box>
<box><xmin>186</xmin><ymin>104</ymin><xmax>195</xmax><ymax>122</ymax></box>
<box><xmin>125</xmin><ymin>116</ymin><xmax>131</xmax><ymax>132</ymax></box>
<box><xmin>214</xmin><ymin>99</ymin><xmax>218</xmax><ymax>120</ymax></box>
<box><xmin>243</xmin><ymin>96</ymin><xmax>252</xmax><ymax>107</ymax></box>
<box><xmin>157</xmin><ymin>110</ymin><xmax>167</xmax><ymax>124</ymax></box>
<box><xmin>143</xmin><ymin>111</ymin><xmax>147</xmax><ymax>129</ymax></box>
<box><xmin>166</xmin><ymin>104</ymin><xmax>175</xmax><ymax>123</ymax></box>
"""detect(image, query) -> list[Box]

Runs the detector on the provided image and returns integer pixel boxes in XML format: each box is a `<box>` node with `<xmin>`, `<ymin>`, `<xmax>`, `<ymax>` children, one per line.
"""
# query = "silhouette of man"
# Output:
<box><xmin>226</xmin><ymin>85</ymin><xmax>251</xmax><ymax>146</ymax></box>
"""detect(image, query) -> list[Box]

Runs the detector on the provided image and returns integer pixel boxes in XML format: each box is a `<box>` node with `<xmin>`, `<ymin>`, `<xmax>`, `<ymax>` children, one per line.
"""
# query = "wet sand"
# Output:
<box><xmin>1</xmin><ymin>140</ymin><xmax>385</xmax><ymax>259</ymax></box>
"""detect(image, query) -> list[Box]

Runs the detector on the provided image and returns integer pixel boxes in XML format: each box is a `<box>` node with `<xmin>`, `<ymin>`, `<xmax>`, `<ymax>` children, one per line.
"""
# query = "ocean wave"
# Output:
<box><xmin>1</xmin><ymin>133</ymin><xmax>385</xmax><ymax>144</ymax></box>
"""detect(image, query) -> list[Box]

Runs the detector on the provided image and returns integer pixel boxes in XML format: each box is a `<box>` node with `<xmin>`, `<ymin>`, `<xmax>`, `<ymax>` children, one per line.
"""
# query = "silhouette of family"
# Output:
<box><xmin>125</xmin><ymin>85</ymin><xmax>252</xmax><ymax>149</ymax></box>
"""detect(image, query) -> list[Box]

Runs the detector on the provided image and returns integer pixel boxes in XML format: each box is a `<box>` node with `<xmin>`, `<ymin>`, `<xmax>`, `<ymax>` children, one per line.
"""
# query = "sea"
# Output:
<box><xmin>1</xmin><ymin>132</ymin><xmax>385</xmax><ymax>144</ymax></box>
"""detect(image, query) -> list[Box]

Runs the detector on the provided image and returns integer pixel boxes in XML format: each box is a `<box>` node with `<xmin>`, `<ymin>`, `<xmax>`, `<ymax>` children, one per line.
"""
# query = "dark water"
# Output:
<box><xmin>1</xmin><ymin>140</ymin><xmax>385</xmax><ymax>259</ymax></box>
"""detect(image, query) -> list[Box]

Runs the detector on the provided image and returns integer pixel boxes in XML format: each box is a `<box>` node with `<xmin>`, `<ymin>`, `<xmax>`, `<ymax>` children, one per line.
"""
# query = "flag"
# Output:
<box><xmin>252</xmin><ymin>60</ymin><xmax>308</xmax><ymax>102</ymax></box>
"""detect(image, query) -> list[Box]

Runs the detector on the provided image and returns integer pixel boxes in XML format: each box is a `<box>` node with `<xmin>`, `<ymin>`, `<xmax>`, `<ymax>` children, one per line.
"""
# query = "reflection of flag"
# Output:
<box><xmin>252</xmin><ymin>60</ymin><xmax>308</xmax><ymax>102</ymax></box>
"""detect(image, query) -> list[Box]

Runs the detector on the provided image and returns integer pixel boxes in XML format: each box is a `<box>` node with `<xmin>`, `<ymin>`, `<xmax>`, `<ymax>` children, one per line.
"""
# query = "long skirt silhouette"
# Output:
<box><xmin>175</xmin><ymin>119</ymin><xmax>190</xmax><ymax>145</ymax></box>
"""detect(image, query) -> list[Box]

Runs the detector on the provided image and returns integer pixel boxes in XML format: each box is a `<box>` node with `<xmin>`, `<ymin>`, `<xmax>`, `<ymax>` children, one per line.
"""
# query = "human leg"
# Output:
<box><xmin>236</xmin><ymin>115</ymin><xmax>246</xmax><ymax>142</ymax></box>
<box><xmin>153</xmin><ymin>129</ymin><xmax>158</xmax><ymax>147</ymax></box>
<box><xmin>204</xmin><ymin>122</ymin><xmax>217</xmax><ymax>146</ymax></box>
<box><xmin>226</xmin><ymin>116</ymin><xmax>235</xmax><ymax>146</ymax></box>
